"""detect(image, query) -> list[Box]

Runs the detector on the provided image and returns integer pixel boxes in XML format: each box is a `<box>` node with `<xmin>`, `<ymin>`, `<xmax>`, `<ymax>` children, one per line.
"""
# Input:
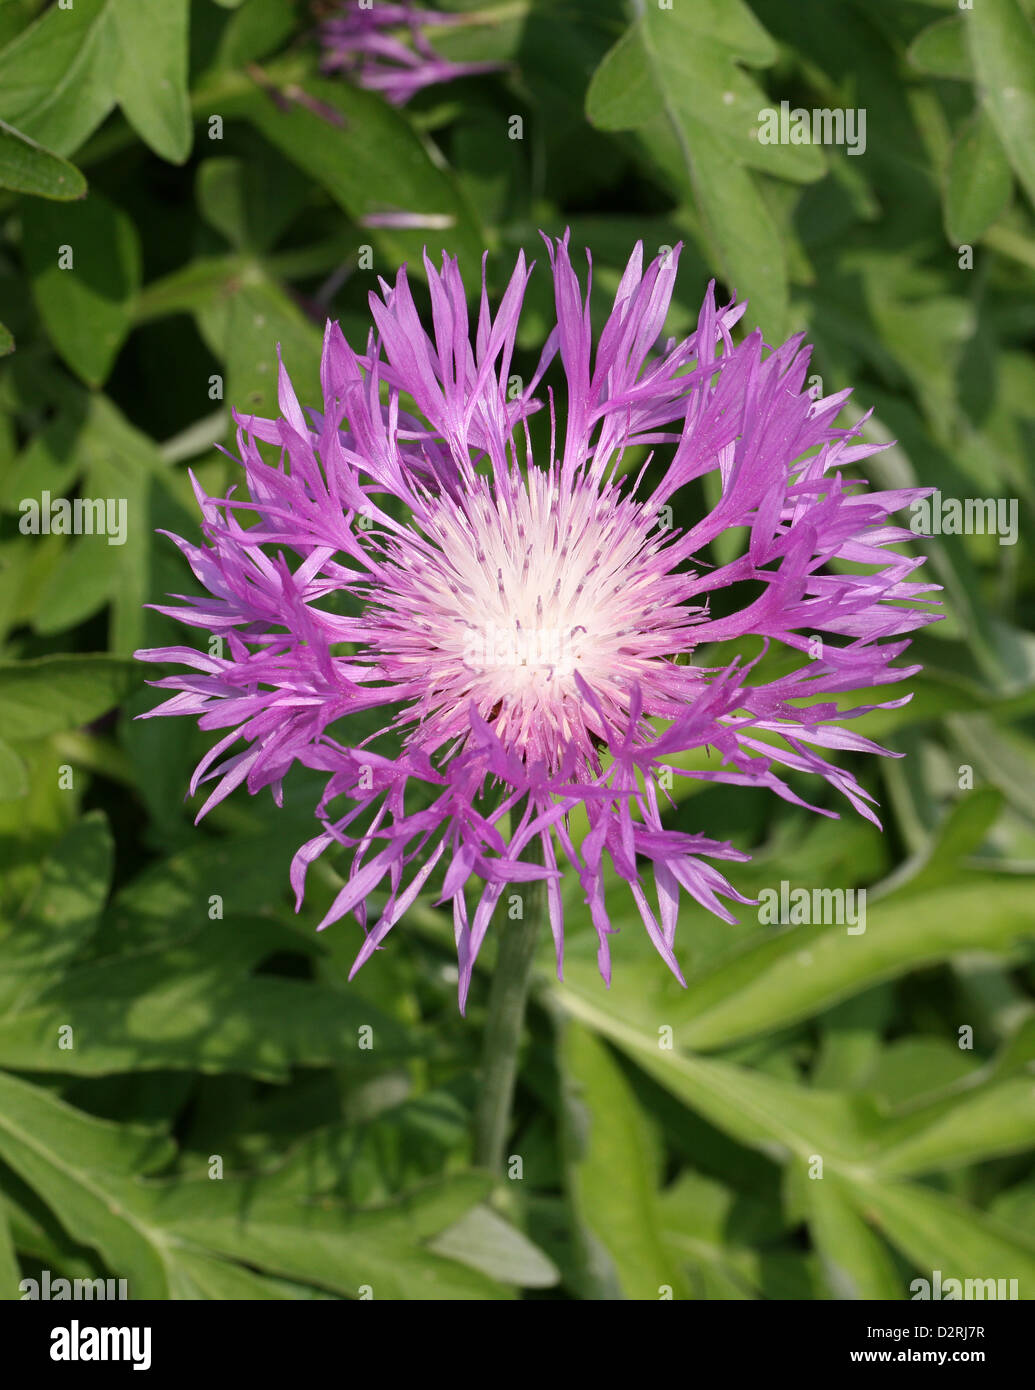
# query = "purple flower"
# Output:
<box><xmin>136</xmin><ymin>235</ymin><xmax>940</xmax><ymax>1010</ymax></box>
<box><xmin>318</xmin><ymin>1</ymin><xmax>503</xmax><ymax>106</ymax></box>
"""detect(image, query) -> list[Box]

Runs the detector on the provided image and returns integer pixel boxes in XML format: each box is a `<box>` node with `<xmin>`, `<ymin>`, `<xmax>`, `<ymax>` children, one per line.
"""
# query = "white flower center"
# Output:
<box><xmin>366</xmin><ymin>468</ymin><xmax>697</xmax><ymax>762</ymax></box>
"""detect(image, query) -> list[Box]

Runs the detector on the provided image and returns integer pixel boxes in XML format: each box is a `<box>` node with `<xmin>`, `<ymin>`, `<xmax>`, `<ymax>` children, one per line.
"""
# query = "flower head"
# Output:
<box><xmin>318</xmin><ymin>1</ymin><xmax>503</xmax><ymax>105</ymax></box>
<box><xmin>136</xmin><ymin>234</ymin><xmax>940</xmax><ymax>1009</ymax></box>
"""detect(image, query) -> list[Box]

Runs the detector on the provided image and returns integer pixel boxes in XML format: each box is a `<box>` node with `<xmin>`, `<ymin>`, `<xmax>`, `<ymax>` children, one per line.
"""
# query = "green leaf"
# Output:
<box><xmin>945</xmin><ymin>106</ymin><xmax>1012</xmax><ymax>244</ymax></box>
<box><xmin>195</xmin><ymin>155</ymin><xmax>307</xmax><ymax>252</ymax></box>
<box><xmin>0</xmin><ymin>0</ymin><xmax>117</xmax><ymax>157</ymax></box>
<box><xmin>0</xmin><ymin>935</ymin><xmax>421</xmax><ymax>1078</ymax></box>
<box><xmin>139</xmin><ymin>1174</ymin><xmax>509</xmax><ymax>1300</ymax></box>
<box><xmin>0</xmin><ymin>387</ymin><xmax>89</xmax><ymax>514</ymax></box>
<box><xmin>865</xmin><ymin>1039</ymin><xmax>979</xmax><ymax>1110</ymax></box>
<box><xmin>805</xmin><ymin>1175</ymin><xmax>902</xmax><ymax>1300</ymax></box>
<box><xmin>21</xmin><ymin>192</ymin><xmax>141</xmax><ymax>385</ymax></box>
<box><xmin>0</xmin><ymin>118</ymin><xmax>86</xmax><ymax>199</ymax></box>
<box><xmin>106</xmin><ymin>828</ymin><xmax>300</xmax><ymax>942</ymax></box>
<box><xmin>560</xmin><ymin>1020</ymin><xmax>688</xmax><ymax>1299</ymax></box>
<box><xmin>0</xmin><ymin>1071</ymin><xmax>173</xmax><ymax>1299</ymax></box>
<box><xmin>134</xmin><ymin>254</ymin><xmax>247</xmax><ymax>321</ymax></box>
<box><xmin>215</xmin><ymin>278</ymin><xmax>322</xmax><ymax>421</ymax></box>
<box><xmin>657</xmin><ymin>1169</ymin><xmax>789</xmax><ymax>1298</ymax></box>
<box><xmin>966</xmin><ymin>0</ymin><xmax>1035</xmax><ymax>211</ymax></box>
<box><xmin>71</xmin><ymin>393</ymin><xmax>171</xmax><ymax>657</ymax></box>
<box><xmin>622</xmin><ymin>881</ymin><xmax>1032</xmax><ymax>1053</ymax></box>
<box><xmin>679</xmin><ymin>121</ymin><xmax>789</xmax><ymax>339</ymax></box>
<box><xmin>813</xmin><ymin>989</ymin><xmax>893</xmax><ymax>1091</ymax></box>
<box><xmin>908</xmin><ymin>17</ymin><xmax>972</xmax><ymax>80</ymax></box>
<box><xmin>167</xmin><ymin>1249</ymin><xmax>302</xmax><ymax>1300</ymax></box>
<box><xmin>0</xmin><ymin>1195</ymin><xmax>20</xmax><ymax>1300</ymax></box>
<box><xmin>585</xmin><ymin>5</ymin><xmax>803</xmax><ymax>336</ymax></box>
<box><xmin>30</xmin><ymin>534</ymin><xmax>119</xmax><ymax>636</ymax></box>
<box><xmin>111</xmin><ymin>0</ymin><xmax>191</xmax><ymax>164</ymax></box>
<box><xmin>0</xmin><ymin>902</ymin><xmax>419</xmax><ymax>1079</ymax></box>
<box><xmin>584</xmin><ymin>24</ymin><xmax>655</xmax><ymax>130</ymax></box>
<box><xmin>0</xmin><ymin>739</ymin><xmax>28</xmax><ymax>802</ymax></box>
<box><xmin>575</xmin><ymin>965</ymin><xmax>1035</xmax><ymax>1291</ymax></box>
<box><xmin>844</xmin><ymin>1176</ymin><xmax>1035</xmax><ymax>1292</ymax></box>
<box><xmin>874</xmin><ymin>1078</ymin><xmax>1035</xmax><ymax>1175</ymax></box>
<box><xmin>556</xmin><ymin>993</ymin><xmax>880</xmax><ymax>1162</ymax></box>
<box><xmin>0</xmin><ymin>655</ymin><xmax>139</xmax><ymax>741</ymax></box>
<box><xmin>947</xmin><ymin>715</ymin><xmax>1035</xmax><ymax>821</ymax></box>
<box><xmin>427</xmin><ymin>1205</ymin><xmax>560</xmax><ymax>1288</ymax></box>
<box><xmin>869</xmin><ymin>788</ymin><xmax>1003</xmax><ymax>902</ymax></box>
<box><xmin>0</xmin><ymin>811</ymin><xmax>114</xmax><ymax>1010</ymax></box>
<box><xmin>0</xmin><ymin>2</ymin><xmax>43</xmax><ymax>52</ymax></box>
<box><xmin>216</xmin><ymin>0</ymin><xmax>297</xmax><ymax>69</ymax></box>
<box><xmin>243</xmin><ymin>77</ymin><xmax>483</xmax><ymax>266</ymax></box>
<box><xmin>0</xmin><ymin>321</ymin><xmax>11</xmax><ymax>355</ymax></box>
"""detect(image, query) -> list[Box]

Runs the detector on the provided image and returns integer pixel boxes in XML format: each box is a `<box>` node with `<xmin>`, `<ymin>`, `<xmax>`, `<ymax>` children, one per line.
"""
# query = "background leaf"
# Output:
<box><xmin>21</xmin><ymin>192</ymin><xmax>140</xmax><ymax>385</ymax></box>
<box><xmin>110</xmin><ymin>0</ymin><xmax>191</xmax><ymax>164</ymax></box>
<box><xmin>966</xmin><ymin>0</ymin><xmax>1035</xmax><ymax>211</ymax></box>
<box><xmin>0</xmin><ymin>118</ymin><xmax>86</xmax><ymax>200</ymax></box>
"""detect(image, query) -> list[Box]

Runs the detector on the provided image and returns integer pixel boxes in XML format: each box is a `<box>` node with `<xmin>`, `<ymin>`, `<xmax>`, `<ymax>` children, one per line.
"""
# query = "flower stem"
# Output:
<box><xmin>473</xmin><ymin>839</ymin><xmax>545</xmax><ymax>1175</ymax></box>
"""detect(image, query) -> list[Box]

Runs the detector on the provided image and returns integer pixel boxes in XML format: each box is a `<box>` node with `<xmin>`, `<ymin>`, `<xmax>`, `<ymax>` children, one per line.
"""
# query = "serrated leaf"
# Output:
<box><xmin>0</xmin><ymin>944</ymin><xmax>421</xmax><ymax>1078</ymax></box>
<box><xmin>0</xmin><ymin>1071</ymin><xmax>173</xmax><ymax>1299</ymax></box>
<box><xmin>584</xmin><ymin>7</ymin><xmax>797</xmax><ymax>336</ymax></box>
<box><xmin>139</xmin><ymin>1174</ymin><xmax>509</xmax><ymax>1300</ymax></box>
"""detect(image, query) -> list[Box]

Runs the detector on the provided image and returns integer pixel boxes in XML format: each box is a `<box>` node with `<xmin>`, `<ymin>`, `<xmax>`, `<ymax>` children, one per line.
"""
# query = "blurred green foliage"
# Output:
<box><xmin>0</xmin><ymin>0</ymin><xmax>1033</xmax><ymax>1301</ymax></box>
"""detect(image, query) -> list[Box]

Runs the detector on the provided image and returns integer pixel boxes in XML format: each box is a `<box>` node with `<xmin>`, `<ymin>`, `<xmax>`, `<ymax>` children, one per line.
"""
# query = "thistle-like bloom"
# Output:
<box><xmin>136</xmin><ymin>235</ymin><xmax>939</xmax><ymax>1009</ymax></box>
<box><xmin>318</xmin><ymin>2</ymin><xmax>503</xmax><ymax>106</ymax></box>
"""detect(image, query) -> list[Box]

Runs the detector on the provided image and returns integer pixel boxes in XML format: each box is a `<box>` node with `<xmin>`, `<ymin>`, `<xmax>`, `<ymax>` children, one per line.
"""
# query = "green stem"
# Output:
<box><xmin>473</xmin><ymin>836</ymin><xmax>545</xmax><ymax>1175</ymax></box>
